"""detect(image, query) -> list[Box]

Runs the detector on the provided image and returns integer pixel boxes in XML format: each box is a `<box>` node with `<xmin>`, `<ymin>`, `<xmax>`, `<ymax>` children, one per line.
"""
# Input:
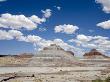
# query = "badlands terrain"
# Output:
<box><xmin>0</xmin><ymin>44</ymin><xmax>110</xmax><ymax>82</ymax></box>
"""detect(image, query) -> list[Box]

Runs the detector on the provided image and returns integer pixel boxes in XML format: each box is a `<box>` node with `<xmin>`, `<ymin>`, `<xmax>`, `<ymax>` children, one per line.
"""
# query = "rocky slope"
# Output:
<box><xmin>28</xmin><ymin>44</ymin><xmax>84</xmax><ymax>67</ymax></box>
<box><xmin>83</xmin><ymin>49</ymin><xmax>109</xmax><ymax>59</ymax></box>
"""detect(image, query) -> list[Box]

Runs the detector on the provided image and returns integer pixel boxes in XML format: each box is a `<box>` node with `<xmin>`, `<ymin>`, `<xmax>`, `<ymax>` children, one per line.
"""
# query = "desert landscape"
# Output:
<box><xmin>0</xmin><ymin>0</ymin><xmax>110</xmax><ymax>82</ymax></box>
<box><xmin>0</xmin><ymin>44</ymin><xmax>110</xmax><ymax>82</ymax></box>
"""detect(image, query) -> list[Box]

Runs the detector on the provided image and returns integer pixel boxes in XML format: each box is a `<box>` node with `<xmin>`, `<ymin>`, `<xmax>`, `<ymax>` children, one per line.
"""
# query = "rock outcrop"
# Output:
<box><xmin>84</xmin><ymin>49</ymin><xmax>109</xmax><ymax>59</ymax></box>
<box><xmin>35</xmin><ymin>44</ymin><xmax>74</xmax><ymax>57</ymax></box>
<box><xmin>28</xmin><ymin>44</ymin><xmax>84</xmax><ymax>67</ymax></box>
<box><xmin>16</xmin><ymin>53</ymin><xmax>33</xmax><ymax>58</ymax></box>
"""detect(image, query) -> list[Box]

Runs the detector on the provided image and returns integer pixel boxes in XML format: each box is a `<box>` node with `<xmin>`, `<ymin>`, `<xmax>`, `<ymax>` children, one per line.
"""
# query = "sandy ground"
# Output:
<box><xmin>0</xmin><ymin>67</ymin><xmax>106</xmax><ymax>74</ymax></box>
<box><xmin>0</xmin><ymin>67</ymin><xmax>109</xmax><ymax>82</ymax></box>
<box><xmin>0</xmin><ymin>57</ymin><xmax>109</xmax><ymax>82</ymax></box>
<box><xmin>0</xmin><ymin>57</ymin><xmax>31</xmax><ymax>66</ymax></box>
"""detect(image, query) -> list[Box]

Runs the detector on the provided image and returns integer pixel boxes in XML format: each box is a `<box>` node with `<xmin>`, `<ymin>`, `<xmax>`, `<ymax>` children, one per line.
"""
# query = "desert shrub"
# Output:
<box><xmin>33</xmin><ymin>78</ymin><xmax>42</xmax><ymax>82</ymax></box>
<box><xmin>105</xmin><ymin>77</ymin><xmax>110</xmax><ymax>82</ymax></box>
<box><xmin>92</xmin><ymin>78</ymin><xmax>103</xmax><ymax>82</ymax></box>
<box><xmin>11</xmin><ymin>79</ymin><xmax>23</xmax><ymax>82</ymax></box>
<box><xmin>92</xmin><ymin>77</ymin><xmax>110</xmax><ymax>82</ymax></box>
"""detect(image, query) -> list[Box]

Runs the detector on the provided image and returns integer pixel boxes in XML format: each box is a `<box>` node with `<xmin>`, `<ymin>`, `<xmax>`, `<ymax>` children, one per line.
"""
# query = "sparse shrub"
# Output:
<box><xmin>92</xmin><ymin>78</ymin><xmax>103</xmax><ymax>82</ymax></box>
<box><xmin>33</xmin><ymin>78</ymin><xmax>42</xmax><ymax>82</ymax></box>
<box><xmin>105</xmin><ymin>77</ymin><xmax>110</xmax><ymax>82</ymax></box>
<box><xmin>60</xmin><ymin>70</ymin><xmax>62</xmax><ymax>71</ymax></box>
<box><xmin>92</xmin><ymin>77</ymin><xmax>110</xmax><ymax>82</ymax></box>
<box><xmin>11</xmin><ymin>79</ymin><xmax>23</xmax><ymax>82</ymax></box>
<box><xmin>51</xmin><ymin>76</ymin><xmax>54</xmax><ymax>78</ymax></box>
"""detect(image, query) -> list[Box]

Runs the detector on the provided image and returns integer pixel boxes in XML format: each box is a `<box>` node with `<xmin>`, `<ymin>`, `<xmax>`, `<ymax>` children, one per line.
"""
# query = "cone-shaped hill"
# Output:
<box><xmin>35</xmin><ymin>44</ymin><xmax>74</xmax><ymax>57</ymax></box>
<box><xmin>84</xmin><ymin>49</ymin><xmax>109</xmax><ymax>59</ymax></box>
<box><xmin>28</xmin><ymin>44</ymin><xmax>84</xmax><ymax>67</ymax></box>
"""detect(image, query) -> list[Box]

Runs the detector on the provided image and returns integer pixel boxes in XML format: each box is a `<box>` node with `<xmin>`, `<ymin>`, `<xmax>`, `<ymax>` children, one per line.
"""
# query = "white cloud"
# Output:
<box><xmin>29</xmin><ymin>15</ymin><xmax>46</xmax><ymax>24</ymax></box>
<box><xmin>95</xmin><ymin>0</ymin><xmax>110</xmax><ymax>13</ymax></box>
<box><xmin>0</xmin><ymin>30</ymin><xmax>45</xmax><ymax>44</ymax></box>
<box><xmin>69</xmin><ymin>34</ymin><xmax>110</xmax><ymax>55</ymax></box>
<box><xmin>41</xmin><ymin>9</ymin><xmax>52</xmax><ymax>18</ymax></box>
<box><xmin>93</xmin><ymin>35</ymin><xmax>109</xmax><ymax>40</ymax></box>
<box><xmin>17</xmin><ymin>35</ymin><xmax>42</xmax><ymax>44</ymax></box>
<box><xmin>0</xmin><ymin>13</ymin><xmax>48</xmax><ymax>30</ymax></box>
<box><xmin>82</xmin><ymin>43</ymin><xmax>97</xmax><ymax>49</ymax></box>
<box><xmin>0</xmin><ymin>13</ymin><xmax>36</xmax><ymax>30</ymax></box>
<box><xmin>0</xmin><ymin>29</ymin><xmax>84</xmax><ymax>57</ymax></box>
<box><xmin>54</xmin><ymin>25</ymin><xmax>63</xmax><ymax>33</ymax></box>
<box><xmin>77</xmin><ymin>34</ymin><xmax>92</xmax><ymax>42</ymax></box>
<box><xmin>0</xmin><ymin>10</ymin><xmax>52</xmax><ymax>30</ymax></box>
<box><xmin>37</xmin><ymin>38</ymin><xmax>84</xmax><ymax>57</ymax></box>
<box><xmin>18</xmin><ymin>36</ymin><xmax>73</xmax><ymax>51</ymax></box>
<box><xmin>97</xmin><ymin>20</ymin><xmax>110</xmax><ymax>29</ymax></box>
<box><xmin>68</xmin><ymin>39</ymin><xmax>82</xmax><ymax>46</ymax></box>
<box><xmin>57</xmin><ymin>6</ymin><xmax>61</xmax><ymax>10</ymax></box>
<box><xmin>37</xmin><ymin>39</ymin><xmax>53</xmax><ymax>50</ymax></box>
<box><xmin>8</xmin><ymin>30</ymin><xmax>23</xmax><ymax>38</ymax></box>
<box><xmin>17</xmin><ymin>34</ymin><xmax>84</xmax><ymax>57</ymax></box>
<box><xmin>0</xmin><ymin>30</ymin><xmax>13</xmax><ymax>40</ymax></box>
<box><xmin>54</xmin><ymin>24</ymin><xmax>79</xmax><ymax>34</ymax></box>
<box><xmin>26</xmin><ymin>35</ymin><xmax>42</xmax><ymax>43</ymax></box>
<box><xmin>76</xmin><ymin>34</ymin><xmax>109</xmax><ymax>43</ymax></box>
<box><xmin>54</xmin><ymin>6</ymin><xmax>61</xmax><ymax>10</ymax></box>
<box><xmin>0</xmin><ymin>30</ymin><xmax>23</xmax><ymax>40</ymax></box>
<box><xmin>17</xmin><ymin>36</ymin><xmax>26</xmax><ymax>42</ymax></box>
<box><xmin>53</xmin><ymin>39</ymin><xmax>73</xmax><ymax>50</ymax></box>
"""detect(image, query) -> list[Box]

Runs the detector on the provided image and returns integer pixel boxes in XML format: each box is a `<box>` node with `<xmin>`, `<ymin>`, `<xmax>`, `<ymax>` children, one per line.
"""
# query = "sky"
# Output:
<box><xmin>0</xmin><ymin>0</ymin><xmax>110</xmax><ymax>57</ymax></box>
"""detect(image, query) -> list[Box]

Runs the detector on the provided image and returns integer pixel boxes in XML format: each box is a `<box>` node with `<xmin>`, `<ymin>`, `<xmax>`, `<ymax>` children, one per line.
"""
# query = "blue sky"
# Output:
<box><xmin>0</xmin><ymin>0</ymin><xmax>110</xmax><ymax>57</ymax></box>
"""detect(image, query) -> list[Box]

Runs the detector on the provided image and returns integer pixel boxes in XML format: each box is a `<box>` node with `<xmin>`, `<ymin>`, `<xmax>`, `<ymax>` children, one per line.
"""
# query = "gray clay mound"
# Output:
<box><xmin>28</xmin><ymin>44</ymin><xmax>84</xmax><ymax>67</ymax></box>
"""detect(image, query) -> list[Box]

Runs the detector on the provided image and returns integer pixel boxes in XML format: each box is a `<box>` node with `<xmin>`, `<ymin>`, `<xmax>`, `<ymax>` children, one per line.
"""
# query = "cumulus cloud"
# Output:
<box><xmin>0</xmin><ymin>30</ymin><xmax>23</xmax><ymax>40</ymax></box>
<box><xmin>53</xmin><ymin>39</ymin><xmax>73</xmax><ymax>50</ymax></box>
<box><xmin>0</xmin><ymin>8</ymin><xmax>53</xmax><ymax>31</ymax></box>
<box><xmin>17</xmin><ymin>35</ymin><xmax>42</xmax><ymax>45</ymax></box>
<box><xmin>77</xmin><ymin>34</ymin><xmax>92</xmax><ymax>42</ymax></box>
<box><xmin>21</xmin><ymin>37</ymin><xmax>71</xmax><ymax>51</ymax></box>
<box><xmin>29</xmin><ymin>15</ymin><xmax>46</xmax><ymax>24</ymax></box>
<box><xmin>8</xmin><ymin>30</ymin><xmax>23</xmax><ymax>38</ymax></box>
<box><xmin>76</xmin><ymin>34</ymin><xmax>109</xmax><ymax>43</ymax></box>
<box><xmin>54</xmin><ymin>6</ymin><xmax>61</xmax><ymax>10</ymax></box>
<box><xmin>36</xmin><ymin>38</ymin><xmax>84</xmax><ymax>56</ymax></box>
<box><xmin>69</xmin><ymin>34</ymin><xmax>110</xmax><ymax>55</ymax></box>
<box><xmin>54</xmin><ymin>24</ymin><xmax>79</xmax><ymax>34</ymax></box>
<box><xmin>93</xmin><ymin>35</ymin><xmax>109</xmax><ymax>40</ymax></box>
<box><xmin>25</xmin><ymin>35</ymin><xmax>42</xmax><ymax>43</ymax></box>
<box><xmin>0</xmin><ymin>29</ymin><xmax>85</xmax><ymax>57</ymax></box>
<box><xmin>18</xmin><ymin>36</ymin><xmax>68</xmax><ymax>50</ymax></box>
<box><xmin>0</xmin><ymin>13</ymin><xmax>48</xmax><ymax>30</ymax></box>
<box><xmin>17</xmin><ymin>34</ymin><xmax>84</xmax><ymax>56</ymax></box>
<box><xmin>97</xmin><ymin>20</ymin><xmax>110</xmax><ymax>29</ymax></box>
<box><xmin>95</xmin><ymin>0</ymin><xmax>110</xmax><ymax>13</ymax></box>
<box><xmin>41</xmin><ymin>9</ymin><xmax>52</xmax><ymax>18</ymax></box>
<box><xmin>0</xmin><ymin>30</ymin><xmax>13</xmax><ymax>40</ymax></box>
<box><xmin>82</xmin><ymin>43</ymin><xmax>97</xmax><ymax>49</ymax></box>
<box><xmin>0</xmin><ymin>30</ymin><xmax>44</xmax><ymax>43</ymax></box>
<box><xmin>56</xmin><ymin>6</ymin><xmax>61</xmax><ymax>10</ymax></box>
<box><xmin>0</xmin><ymin>13</ymin><xmax>36</xmax><ymax>30</ymax></box>
<box><xmin>53</xmin><ymin>39</ymin><xmax>85</xmax><ymax>56</ymax></box>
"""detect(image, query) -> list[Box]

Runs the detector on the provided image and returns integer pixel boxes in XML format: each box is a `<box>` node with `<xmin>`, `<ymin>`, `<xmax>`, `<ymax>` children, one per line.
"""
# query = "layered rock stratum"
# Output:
<box><xmin>28</xmin><ymin>44</ymin><xmax>84</xmax><ymax>67</ymax></box>
<box><xmin>83</xmin><ymin>49</ymin><xmax>109</xmax><ymax>59</ymax></box>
